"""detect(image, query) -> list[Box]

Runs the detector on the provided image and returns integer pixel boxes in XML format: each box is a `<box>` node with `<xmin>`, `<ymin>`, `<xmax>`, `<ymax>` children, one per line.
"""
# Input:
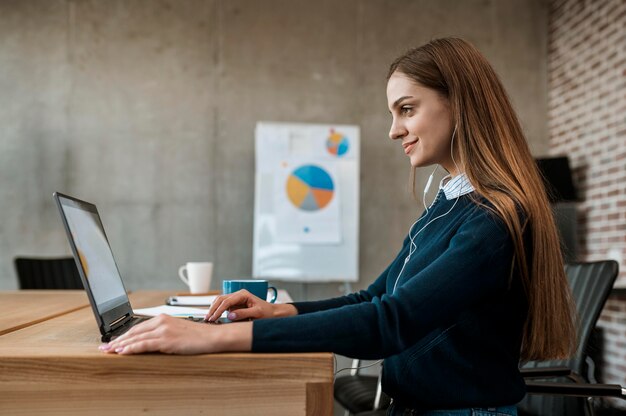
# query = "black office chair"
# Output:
<box><xmin>335</xmin><ymin>261</ymin><xmax>623</xmax><ymax>416</ymax></box>
<box><xmin>518</xmin><ymin>260</ymin><xmax>620</xmax><ymax>416</ymax></box>
<box><xmin>334</xmin><ymin>361</ymin><xmax>390</xmax><ymax>415</ymax></box>
<box><xmin>14</xmin><ymin>257</ymin><xmax>83</xmax><ymax>290</ymax></box>
<box><xmin>522</xmin><ymin>370</ymin><xmax>625</xmax><ymax>416</ymax></box>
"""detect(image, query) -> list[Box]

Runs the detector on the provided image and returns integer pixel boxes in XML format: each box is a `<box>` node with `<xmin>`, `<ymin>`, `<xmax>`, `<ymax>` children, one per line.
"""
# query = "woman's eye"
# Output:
<box><xmin>400</xmin><ymin>106</ymin><xmax>412</xmax><ymax>114</ymax></box>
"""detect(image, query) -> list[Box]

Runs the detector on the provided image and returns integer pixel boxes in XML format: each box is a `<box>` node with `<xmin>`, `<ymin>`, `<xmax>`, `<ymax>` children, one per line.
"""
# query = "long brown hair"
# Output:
<box><xmin>388</xmin><ymin>38</ymin><xmax>576</xmax><ymax>361</ymax></box>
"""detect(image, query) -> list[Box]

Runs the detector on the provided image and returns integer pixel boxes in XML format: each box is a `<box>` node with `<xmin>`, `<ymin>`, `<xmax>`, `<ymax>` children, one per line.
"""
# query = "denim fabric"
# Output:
<box><xmin>386</xmin><ymin>403</ymin><xmax>517</xmax><ymax>416</ymax></box>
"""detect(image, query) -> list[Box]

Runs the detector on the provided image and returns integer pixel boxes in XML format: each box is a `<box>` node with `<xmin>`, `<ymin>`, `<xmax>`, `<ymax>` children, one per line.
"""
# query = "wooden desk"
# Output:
<box><xmin>0</xmin><ymin>290</ymin><xmax>89</xmax><ymax>335</ymax></box>
<box><xmin>0</xmin><ymin>291</ymin><xmax>334</xmax><ymax>416</ymax></box>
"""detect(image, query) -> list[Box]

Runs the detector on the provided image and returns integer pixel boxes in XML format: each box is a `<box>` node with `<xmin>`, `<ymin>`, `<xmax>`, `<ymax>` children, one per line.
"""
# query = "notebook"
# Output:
<box><xmin>54</xmin><ymin>192</ymin><xmax>208</xmax><ymax>342</ymax></box>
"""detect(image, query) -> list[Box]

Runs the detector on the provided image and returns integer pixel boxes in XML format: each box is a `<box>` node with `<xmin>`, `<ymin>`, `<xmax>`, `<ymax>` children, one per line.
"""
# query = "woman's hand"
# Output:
<box><xmin>206</xmin><ymin>289</ymin><xmax>297</xmax><ymax>322</ymax></box>
<box><xmin>99</xmin><ymin>314</ymin><xmax>252</xmax><ymax>355</ymax></box>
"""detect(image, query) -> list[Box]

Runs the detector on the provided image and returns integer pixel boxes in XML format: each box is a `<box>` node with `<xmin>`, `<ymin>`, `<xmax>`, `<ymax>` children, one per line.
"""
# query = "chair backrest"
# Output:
<box><xmin>523</xmin><ymin>260</ymin><xmax>619</xmax><ymax>373</ymax></box>
<box><xmin>519</xmin><ymin>260</ymin><xmax>619</xmax><ymax>416</ymax></box>
<box><xmin>14</xmin><ymin>257</ymin><xmax>84</xmax><ymax>290</ymax></box>
<box><xmin>566</xmin><ymin>260</ymin><xmax>619</xmax><ymax>373</ymax></box>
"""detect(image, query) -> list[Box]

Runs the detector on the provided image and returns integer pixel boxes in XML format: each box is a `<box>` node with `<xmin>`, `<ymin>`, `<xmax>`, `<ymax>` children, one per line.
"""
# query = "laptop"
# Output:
<box><xmin>54</xmin><ymin>192</ymin><xmax>207</xmax><ymax>342</ymax></box>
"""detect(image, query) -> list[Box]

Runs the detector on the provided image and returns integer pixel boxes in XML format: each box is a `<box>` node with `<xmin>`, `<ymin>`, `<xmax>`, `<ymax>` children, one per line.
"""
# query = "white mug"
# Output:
<box><xmin>178</xmin><ymin>262</ymin><xmax>213</xmax><ymax>294</ymax></box>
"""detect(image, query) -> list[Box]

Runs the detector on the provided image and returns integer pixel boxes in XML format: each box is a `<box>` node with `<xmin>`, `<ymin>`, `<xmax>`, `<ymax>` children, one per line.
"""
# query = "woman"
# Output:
<box><xmin>101</xmin><ymin>38</ymin><xmax>576</xmax><ymax>415</ymax></box>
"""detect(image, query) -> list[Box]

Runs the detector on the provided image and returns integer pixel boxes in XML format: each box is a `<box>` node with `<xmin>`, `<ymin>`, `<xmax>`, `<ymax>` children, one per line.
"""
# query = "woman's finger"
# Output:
<box><xmin>206</xmin><ymin>293</ymin><xmax>239</xmax><ymax>319</ymax></box>
<box><xmin>101</xmin><ymin>314</ymin><xmax>168</xmax><ymax>350</ymax></box>
<box><xmin>107</xmin><ymin>327</ymin><xmax>163</xmax><ymax>352</ymax></box>
<box><xmin>207</xmin><ymin>291</ymin><xmax>251</xmax><ymax>321</ymax></box>
<box><xmin>226</xmin><ymin>305</ymin><xmax>262</xmax><ymax>321</ymax></box>
<box><xmin>208</xmin><ymin>295</ymin><xmax>239</xmax><ymax>321</ymax></box>
<box><xmin>206</xmin><ymin>295</ymin><xmax>227</xmax><ymax>318</ymax></box>
<box><xmin>103</xmin><ymin>315</ymin><xmax>193</xmax><ymax>354</ymax></box>
<box><xmin>117</xmin><ymin>338</ymin><xmax>164</xmax><ymax>355</ymax></box>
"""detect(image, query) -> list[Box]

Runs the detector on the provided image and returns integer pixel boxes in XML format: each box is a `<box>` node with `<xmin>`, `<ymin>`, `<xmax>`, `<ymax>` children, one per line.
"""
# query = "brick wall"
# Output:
<box><xmin>548</xmin><ymin>0</ymin><xmax>626</xmax><ymax>408</ymax></box>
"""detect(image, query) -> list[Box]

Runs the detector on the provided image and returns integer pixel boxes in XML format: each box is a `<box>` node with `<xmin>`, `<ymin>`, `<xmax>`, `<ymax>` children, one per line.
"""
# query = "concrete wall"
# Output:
<box><xmin>0</xmin><ymin>0</ymin><xmax>549</xmax><ymax>301</ymax></box>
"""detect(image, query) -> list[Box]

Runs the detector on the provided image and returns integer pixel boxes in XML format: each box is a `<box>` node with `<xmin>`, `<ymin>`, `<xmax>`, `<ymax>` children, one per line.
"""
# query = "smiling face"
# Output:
<box><xmin>387</xmin><ymin>71</ymin><xmax>457</xmax><ymax>175</ymax></box>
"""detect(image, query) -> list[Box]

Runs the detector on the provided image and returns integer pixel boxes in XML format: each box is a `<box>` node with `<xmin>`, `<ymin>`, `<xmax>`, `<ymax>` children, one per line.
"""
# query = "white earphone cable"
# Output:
<box><xmin>393</xmin><ymin>125</ymin><xmax>462</xmax><ymax>294</ymax></box>
<box><xmin>335</xmin><ymin>126</ymin><xmax>464</xmax><ymax>375</ymax></box>
<box><xmin>334</xmin><ymin>356</ymin><xmax>384</xmax><ymax>377</ymax></box>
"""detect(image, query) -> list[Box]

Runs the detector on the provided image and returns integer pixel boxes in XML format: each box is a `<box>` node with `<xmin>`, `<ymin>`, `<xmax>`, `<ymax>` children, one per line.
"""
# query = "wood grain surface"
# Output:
<box><xmin>0</xmin><ymin>291</ymin><xmax>334</xmax><ymax>415</ymax></box>
<box><xmin>0</xmin><ymin>290</ymin><xmax>89</xmax><ymax>335</ymax></box>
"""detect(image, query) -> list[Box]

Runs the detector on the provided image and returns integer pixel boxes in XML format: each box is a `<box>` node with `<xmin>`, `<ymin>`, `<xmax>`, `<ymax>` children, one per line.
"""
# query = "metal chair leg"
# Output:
<box><xmin>373</xmin><ymin>364</ymin><xmax>384</xmax><ymax>410</ymax></box>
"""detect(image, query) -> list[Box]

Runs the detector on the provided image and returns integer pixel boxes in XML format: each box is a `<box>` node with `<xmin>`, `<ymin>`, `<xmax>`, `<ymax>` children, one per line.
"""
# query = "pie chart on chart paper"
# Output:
<box><xmin>286</xmin><ymin>165</ymin><xmax>334</xmax><ymax>211</ymax></box>
<box><xmin>326</xmin><ymin>130</ymin><xmax>349</xmax><ymax>156</ymax></box>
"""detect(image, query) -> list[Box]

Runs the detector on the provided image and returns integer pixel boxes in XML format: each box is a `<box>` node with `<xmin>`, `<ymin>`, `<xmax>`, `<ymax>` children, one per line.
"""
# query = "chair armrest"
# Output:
<box><xmin>520</xmin><ymin>366</ymin><xmax>572</xmax><ymax>379</ymax></box>
<box><xmin>525</xmin><ymin>381</ymin><xmax>626</xmax><ymax>399</ymax></box>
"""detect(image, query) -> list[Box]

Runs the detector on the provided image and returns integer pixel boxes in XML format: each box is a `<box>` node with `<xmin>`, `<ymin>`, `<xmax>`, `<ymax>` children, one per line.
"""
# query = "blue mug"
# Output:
<box><xmin>222</xmin><ymin>279</ymin><xmax>278</xmax><ymax>303</ymax></box>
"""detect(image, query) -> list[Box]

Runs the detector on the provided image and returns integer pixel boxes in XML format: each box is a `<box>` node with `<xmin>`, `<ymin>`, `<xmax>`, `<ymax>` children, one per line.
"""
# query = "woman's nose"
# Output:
<box><xmin>389</xmin><ymin>120</ymin><xmax>406</xmax><ymax>141</ymax></box>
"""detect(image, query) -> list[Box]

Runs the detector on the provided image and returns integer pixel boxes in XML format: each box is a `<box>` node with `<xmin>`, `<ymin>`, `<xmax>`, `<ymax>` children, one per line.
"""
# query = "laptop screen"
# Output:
<box><xmin>57</xmin><ymin>195</ymin><xmax>129</xmax><ymax>314</ymax></box>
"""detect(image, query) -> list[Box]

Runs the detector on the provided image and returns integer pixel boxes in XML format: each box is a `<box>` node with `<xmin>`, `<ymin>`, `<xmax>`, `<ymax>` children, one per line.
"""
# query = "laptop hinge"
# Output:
<box><xmin>109</xmin><ymin>314</ymin><xmax>129</xmax><ymax>328</ymax></box>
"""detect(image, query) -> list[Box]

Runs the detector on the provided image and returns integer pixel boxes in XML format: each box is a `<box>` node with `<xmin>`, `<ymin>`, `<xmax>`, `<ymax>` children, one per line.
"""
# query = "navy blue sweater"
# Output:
<box><xmin>252</xmin><ymin>190</ymin><xmax>528</xmax><ymax>410</ymax></box>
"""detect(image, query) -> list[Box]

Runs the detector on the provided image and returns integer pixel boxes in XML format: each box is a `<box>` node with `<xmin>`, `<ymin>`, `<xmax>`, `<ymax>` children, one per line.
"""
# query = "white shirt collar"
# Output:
<box><xmin>440</xmin><ymin>173</ymin><xmax>475</xmax><ymax>200</ymax></box>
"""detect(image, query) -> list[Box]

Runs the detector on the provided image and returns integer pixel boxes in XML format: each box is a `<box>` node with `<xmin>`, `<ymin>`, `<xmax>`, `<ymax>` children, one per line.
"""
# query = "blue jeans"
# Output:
<box><xmin>386</xmin><ymin>403</ymin><xmax>517</xmax><ymax>416</ymax></box>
